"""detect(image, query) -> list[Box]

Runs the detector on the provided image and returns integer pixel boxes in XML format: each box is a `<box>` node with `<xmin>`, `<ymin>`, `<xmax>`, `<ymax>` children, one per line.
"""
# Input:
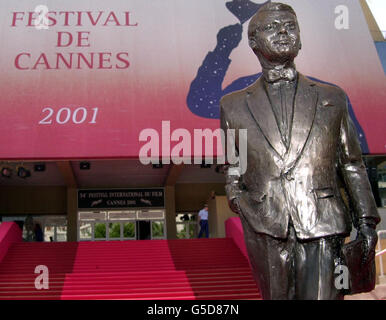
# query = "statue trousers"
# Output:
<box><xmin>240</xmin><ymin>214</ymin><xmax>346</xmax><ymax>300</ymax></box>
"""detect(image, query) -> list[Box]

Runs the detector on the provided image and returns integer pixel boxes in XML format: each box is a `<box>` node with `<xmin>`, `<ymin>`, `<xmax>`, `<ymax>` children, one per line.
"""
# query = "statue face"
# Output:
<box><xmin>250</xmin><ymin>10</ymin><xmax>301</xmax><ymax>63</ymax></box>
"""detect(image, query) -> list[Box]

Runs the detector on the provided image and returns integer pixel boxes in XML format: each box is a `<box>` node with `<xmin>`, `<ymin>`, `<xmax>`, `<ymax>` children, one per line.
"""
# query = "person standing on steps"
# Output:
<box><xmin>34</xmin><ymin>223</ymin><xmax>44</xmax><ymax>242</ymax></box>
<box><xmin>198</xmin><ymin>204</ymin><xmax>209</xmax><ymax>238</ymax></box>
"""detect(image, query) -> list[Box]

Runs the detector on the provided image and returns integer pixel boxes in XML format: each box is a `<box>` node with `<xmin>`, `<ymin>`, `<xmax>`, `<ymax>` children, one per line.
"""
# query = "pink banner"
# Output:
<box><xmin>0</xmin><ymin>0</ymin><xmax>384</xmax><ymax>159</ymax></box>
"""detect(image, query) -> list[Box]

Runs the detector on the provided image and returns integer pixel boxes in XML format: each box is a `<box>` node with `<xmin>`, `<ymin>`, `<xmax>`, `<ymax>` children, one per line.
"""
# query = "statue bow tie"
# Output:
<box><xmin>267</xmin><ymin>68</ymin><xmax>296</xmax><ymax>83</ymax></box>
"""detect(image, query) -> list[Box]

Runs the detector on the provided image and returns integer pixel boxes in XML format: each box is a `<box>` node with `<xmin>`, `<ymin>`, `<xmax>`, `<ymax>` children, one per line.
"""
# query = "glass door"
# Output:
<box><xmin>1</xmin><ymin>215</ymin><xmax>67</xmax><ymax>242</ymax></box>
<box><xmin>176</xmin><ymin>213</ymin><xmax>198</xmax><ymax>239</ymax></box>
<box><xmin>44</xmin><ymin>224</ymin><xmax>67</xmax><ymax>242</ymax></box>
<box><xmin>136</xmin><ymin>221</ymin><xmax>151</xmax><ymax>240</ymax></box>
<box><xmin>78</xmin><ymin>209</ymin><xmax>165</xmax><ymax>241</ymax></box>
<box><xmin>151</xmin><ymin>220</ymin><xmax>166</xmax><ymax>239</ymax></box>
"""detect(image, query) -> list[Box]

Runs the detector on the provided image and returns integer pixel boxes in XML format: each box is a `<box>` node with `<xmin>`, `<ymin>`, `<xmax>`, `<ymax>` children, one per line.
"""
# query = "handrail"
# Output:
<box><xmin>377</xmin><ymin>230</ymin><xmax>386</xmax><ymax>278</ymax></box>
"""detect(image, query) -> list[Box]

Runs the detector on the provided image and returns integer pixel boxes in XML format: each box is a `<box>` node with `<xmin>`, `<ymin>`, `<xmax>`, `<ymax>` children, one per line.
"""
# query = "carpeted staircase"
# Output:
<box><xmin>0</xmin><ymin>238</ymin><xmax>260</xmax><ymax>300</ymax></box>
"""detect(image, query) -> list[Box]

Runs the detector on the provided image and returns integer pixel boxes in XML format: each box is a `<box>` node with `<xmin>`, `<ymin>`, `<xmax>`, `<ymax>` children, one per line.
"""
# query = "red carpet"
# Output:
<box><xmin>0</xmin><ymin>238</ymin><xmax>261</xmax><ymax>300</ymax></box>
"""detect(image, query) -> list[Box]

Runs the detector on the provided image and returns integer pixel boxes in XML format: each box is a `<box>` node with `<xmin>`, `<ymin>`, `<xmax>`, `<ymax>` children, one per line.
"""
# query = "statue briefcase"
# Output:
<box><xmin>342</xmin><ymin>238</ymin><xmax>376</xmax><ymax>295</ymax></box>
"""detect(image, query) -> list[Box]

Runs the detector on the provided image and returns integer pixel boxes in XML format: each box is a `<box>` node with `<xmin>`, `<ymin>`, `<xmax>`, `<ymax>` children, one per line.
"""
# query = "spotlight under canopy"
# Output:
<box><xmin>34</xmin><ymin>163</ymin><xmax>46</xmax><ymax>172</ymax></box>
<box><xmin>80</xmin><ymin>161</ymin><xmax>91</xmax><ymax>170</ymax></box>
<box><xmin>17</xmin><ymin>167</ymin><xmax>31</xmax><ymax>179</ymax></box>
<box><xmin>0</xmin><ymin>162</ymin><xmax>33</xmax><ymax>179</ymax></box>
<box><xmin>1</xmin><ymin>167</ymin><xmax>12</xmax><ymax>178</ymax></box>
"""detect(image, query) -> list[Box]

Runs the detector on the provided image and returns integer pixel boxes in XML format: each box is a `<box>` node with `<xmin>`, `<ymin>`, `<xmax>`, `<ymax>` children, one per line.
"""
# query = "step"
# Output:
<box><xmin>0</xmin><ymin>238</ymin><xmax>258</xmax><ymax>300</ymax></box>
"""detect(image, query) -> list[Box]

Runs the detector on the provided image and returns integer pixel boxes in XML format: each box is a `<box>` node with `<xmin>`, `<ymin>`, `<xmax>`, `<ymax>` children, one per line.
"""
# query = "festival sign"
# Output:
<box><xmin>78</xmin><ymin>188</ymin><xmax>165</xmax><ymax>209</ymax></box>
<box><xmin>0</xmin><ymin>0</ymin><xmax>384</xmax><ymax>160</ymax></box>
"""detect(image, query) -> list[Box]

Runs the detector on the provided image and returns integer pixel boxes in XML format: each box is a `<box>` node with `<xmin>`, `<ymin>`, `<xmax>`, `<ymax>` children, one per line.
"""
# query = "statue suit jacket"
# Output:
<box><xmin>220</xmin><ymin>73</ymin><xmax>380</xmax><ymax>239</ymax></box>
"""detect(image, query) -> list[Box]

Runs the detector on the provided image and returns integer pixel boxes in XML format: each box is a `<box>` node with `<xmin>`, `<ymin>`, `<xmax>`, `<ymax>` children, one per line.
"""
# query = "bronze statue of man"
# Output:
<box><xmin>220</xmin><ymin>2</ymin><xmax>380</xmax><ymax>300</ymax></box>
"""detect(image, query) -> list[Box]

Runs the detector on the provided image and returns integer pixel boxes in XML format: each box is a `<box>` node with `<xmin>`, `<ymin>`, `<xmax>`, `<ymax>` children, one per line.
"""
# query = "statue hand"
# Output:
<box><xmin>357</xmin><ymin>224</ymin><xmax>378</xmax><ymax>265</ymax></box>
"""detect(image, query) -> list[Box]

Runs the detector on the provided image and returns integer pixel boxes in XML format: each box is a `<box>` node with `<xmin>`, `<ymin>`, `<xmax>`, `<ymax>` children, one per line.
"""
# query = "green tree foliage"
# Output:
<box><xmin>94</xmin><ymin>223</ymin><xmax>106</xmax><ymax>238</ymax></box>
<box><xmin>152</xmin><ymin>222</ymin><xmax>164</xmax><ymax>238</ymax></box>
<box><xmin>177</xmin><ymin>224</ymin><xmax>187</xmax><ymax>239</ymax></box>
<box><xmin>109</xmin><ymin>223</ymin><xmax>121</xmax><ymax>238</ymax></box>
<box><xmin>177</xmin><ymin>223</ymin><xmax>198</xmax><ymax>239</ymax></box>
<box><xmin>123</xmin><ymin>223</ymin><xmax>135</xmax><ymax>238</ymax></box>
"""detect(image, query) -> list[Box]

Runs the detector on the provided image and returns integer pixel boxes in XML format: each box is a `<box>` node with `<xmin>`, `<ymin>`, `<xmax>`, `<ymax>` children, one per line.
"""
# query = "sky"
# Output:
<box><xmin>367</xmin><ymin>0</ymin><xmax>386</xmax><ymax>38</ymax></box>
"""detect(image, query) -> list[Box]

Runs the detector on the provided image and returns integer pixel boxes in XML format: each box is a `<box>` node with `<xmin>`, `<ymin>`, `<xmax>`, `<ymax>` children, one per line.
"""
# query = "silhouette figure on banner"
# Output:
<box><xmin>186</xmin><ymin>0</ymin><xmax>369</xmax><ymax>152</ymax></box>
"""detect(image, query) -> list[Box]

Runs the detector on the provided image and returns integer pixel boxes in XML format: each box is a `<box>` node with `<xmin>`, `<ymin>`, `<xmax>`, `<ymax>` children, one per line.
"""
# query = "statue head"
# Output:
<box><xmin>248</xmin><ymin>2</ymin><xmax>301</xmax><ymax>66</ymax></box>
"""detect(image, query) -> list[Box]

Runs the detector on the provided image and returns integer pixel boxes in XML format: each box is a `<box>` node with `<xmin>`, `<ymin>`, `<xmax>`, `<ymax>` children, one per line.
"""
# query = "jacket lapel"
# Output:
<box><xmin>245</xmin><ymin>78</ymin><xmax>287</xmax><ymax>159</ymax></box>
<box><xmin>284</xmin><ymin>74</ymin><xmax>318</xmax><ymax>169</ymax></box>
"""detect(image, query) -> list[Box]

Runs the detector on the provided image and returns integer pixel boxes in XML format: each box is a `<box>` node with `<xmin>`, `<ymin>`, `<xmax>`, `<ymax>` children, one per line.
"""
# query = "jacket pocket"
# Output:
<box><xmin>314</xmin><ymin>187</ymin><xmax>334</xmax><ymax>199</ymax></box>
